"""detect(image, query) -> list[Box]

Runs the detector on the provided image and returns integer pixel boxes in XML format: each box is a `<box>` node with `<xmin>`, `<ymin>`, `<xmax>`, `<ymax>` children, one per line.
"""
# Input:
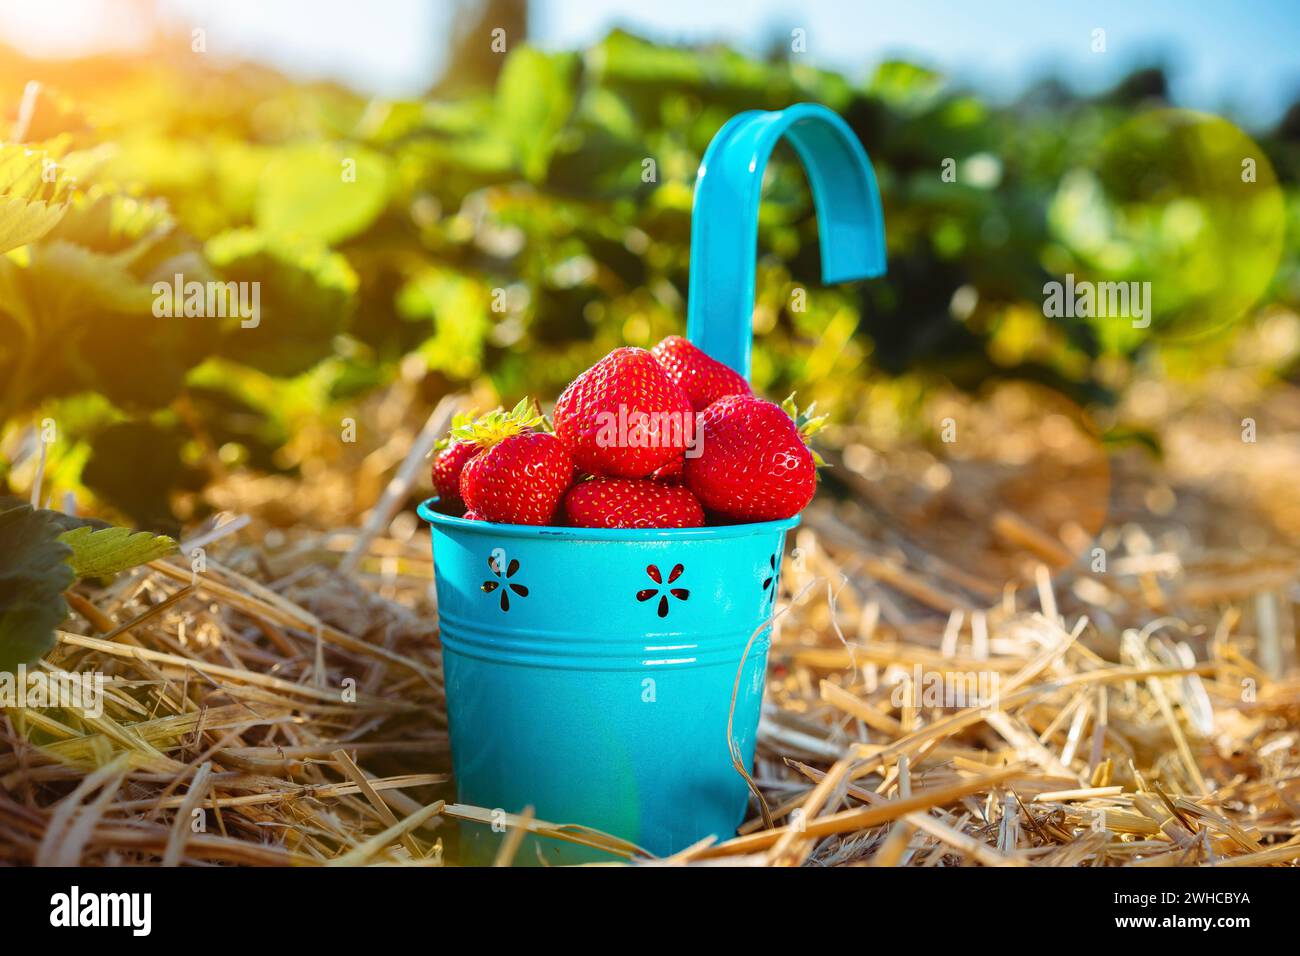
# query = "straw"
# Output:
<box><xmin>4</xmin><ymin>374</ymin><xmax>1299</xmax><ymax>867</ymax></box>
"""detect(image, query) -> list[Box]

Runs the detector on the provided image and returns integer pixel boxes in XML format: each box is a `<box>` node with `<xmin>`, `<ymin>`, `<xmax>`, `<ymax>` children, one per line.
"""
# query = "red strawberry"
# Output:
<box><xmin>650</xmin><ymin>336</ymin><xmax>751</xmax><ymax>411</ymax></box>
<box><xmin>684</xmin><ymin>394</ymin><xmax>826</xmax><ymax>522</ymax></box>
<box><xmin>649</xmin><ymin>456</ymin><xmax>684</xmax><ymax>484</ymax></box>
<box><xmin>563</xmin><ymin>477</ymin><xmax>705</xmax><ymax>529</ymax></box>
<box><xmin>459</xmin><ymin>432</ymin><xmax>573</xmax><ymax>525</ymax></box>
<box><xmin>553</xmin><ymin>347</ymin><xmax>695</xmax><ymax>478</ymax></box>
<box><xmin>453</xmin><ymin>399</ymin><xmax>573</xmax><ymax>525</ymax></box>
<box><xmin>462</xmin><ymin>509</ymin><xmax>484</xmax><ymax>521</ymax></box>
<box><xmin>434</xmin><ymin>405</ymin><xmax>533</xmax><ymax>505</ymax></box>
<box><xmin>432</xmin><ymin>440</ymin><xmax>479</xmax><ymax>505</ymax></box>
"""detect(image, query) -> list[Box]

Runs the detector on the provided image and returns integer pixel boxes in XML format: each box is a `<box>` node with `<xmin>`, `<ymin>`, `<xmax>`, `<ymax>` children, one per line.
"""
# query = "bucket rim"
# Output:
<box><xmin>417</xmin><ymin>497</ymin><xmax>799</xmax><ymax>541</ymax></box>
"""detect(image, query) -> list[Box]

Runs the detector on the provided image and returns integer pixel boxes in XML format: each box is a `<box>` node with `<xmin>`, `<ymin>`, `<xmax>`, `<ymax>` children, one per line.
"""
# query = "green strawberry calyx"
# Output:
<box><xmin>450</xmin><ymin>397</ymin><xmax>546</xmax><ymax>452</ymax></box>
<box><xmin>433</xmin><ymin>409</ymin><xmax>478</xmax><ymax>453</ymax></box>
<box><xmin>781</xmin><ymin>393</ymin><xmax>829</xmax><ymax>469</ymax></box>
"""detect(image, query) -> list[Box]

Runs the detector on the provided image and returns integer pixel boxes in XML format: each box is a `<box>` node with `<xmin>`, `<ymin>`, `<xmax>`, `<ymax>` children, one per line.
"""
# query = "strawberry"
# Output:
<box><xmin>453</xmin><ymin>400</ymin><xmax>574</xmax><ymax>525</ymax></box>
<box><xmin>459</xmin><ymin>433</ymin><xmax>573</xmax><ymax>525</ymax></box>
<box><xmin>649</xmin><ymin>456</ymin><xmax>684</xmax><ymax>484</ymax></box>
<box><xmin>650</xmin><ymin>335</ymin><xmax>751</xmax><ymax>412</ymax></box>
<box><xmin>553</xmin><ymin>347</ymin><xmax>695</xmax><ymax>478</ymax></box>
<box><xmin>563</xmin><ymin>477</ymin><xmax>705</xmax><ymax>529</ymax></box>
<box><xmin>684</xmin><ymin>394</ymin><xmax>826</xmax><ymax>522</ymax></box>
<box><xmin>432</xmin><ymin>440</ymin><xmax>479</xmax><ymax>505</ymax></box>
<box><xmin>462</xmin><ymin>509</ymin><xmax>484</xmax><ymax>521</ymax></box>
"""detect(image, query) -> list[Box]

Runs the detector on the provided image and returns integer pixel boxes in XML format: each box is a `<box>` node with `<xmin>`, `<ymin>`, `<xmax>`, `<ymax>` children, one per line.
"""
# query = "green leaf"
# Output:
<box><xmin>255</xmin><ymin>143</ymin><xmax>391</xmax><ymax>246</ymax></box>
<box><xmin>0</xmin><ymin>496</ymin><xmax>111</xmax><ymax>536</ymax></box>
<box><xmin>0</xmin><ymin>239</ymin><xmax>190</xmax><ymax>413</ymax></box>
<box><xmin>591</xmin><ymin>30</ymin><xmax>774</xmax><ymax>94</ymax></box>
<box><xmin>0</xmin><ymin>194</ymin><xmax>66</xmax><ymax>254</ymax></box>
<box><xmin>206</xmin><ymin>229</ymin><xmax>358</xmax><ymax>377</ymax></box>
<box><xmin>57</xmin><ymin>525</ymin><xmax>177</xmax><ymax>578</ymax></box>
<box><xmin>44</xmin><ymin>184</ymin><xmax>175</xmax><ymax>256</ymax></box>
<box><xmin>0</xmin><ymin>505</ymin><xmax>74</xmax><ymax>672</ymax></box>
<box><xmin>868</xmin><ymin>60</ymin><xmax>947</xmax><ymax>113</ymax></box>
<box><xmin>0</xmin><ymin>144</ymin><xmax>72</xmax><ymax>254</ymax></box>
<box><xmin>398</xmin><ymin>269</ymin><xmax>490</xmax><ymax>379</ymax></box>
<box><xmin>20</xmin><ymin>239</ymin><xmax>157</xmax><ymax>315</ymax></box>
<box><xmin>82</xmin><ymin>420</ymin><xmax>206</xmax><ymax>533</ymax></box>
<box><xmin>495</xmin><ymin>47</ymin><xmax>579</xmax><ymax>183</ymax></box>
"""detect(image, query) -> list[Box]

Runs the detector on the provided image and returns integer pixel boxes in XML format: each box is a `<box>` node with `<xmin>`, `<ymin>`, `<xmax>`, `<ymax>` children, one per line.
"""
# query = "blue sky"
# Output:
<box><xmin>3</xmin><ymin>0</ymin><xmax>1299</xmax><ymax>125</ymax></box>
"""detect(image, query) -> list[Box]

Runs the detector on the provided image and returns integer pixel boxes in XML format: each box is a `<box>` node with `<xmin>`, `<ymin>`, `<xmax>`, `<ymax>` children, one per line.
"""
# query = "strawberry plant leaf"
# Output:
<box><xmin>495</xmin><ymin>47</ymin><xmax>578</xmax><ymax>183</ymax></box>
<box><xmin>398</xmin><ymin>269</ymin><xmax>491</xmax><ymax>379</ymax></box>
<box><xmin>56</xmin><ymin>525</ymin><xmax>177</xmax><ymax>578</ymax></box>
<box><xmin>0</xmin><ymin>239</ymin><xmax>194</xmax><ymax>414</ymax></box>
<box><xmin>207</xmin><ymin>229</ymin><xmax>358</xmax><ymax>377</ymax></box>
<box><xmin>44</xmin><ymin>184</ymin><xmax>175</xmax><ymax>256</ymax></box>
<box><xmin>0</xmin><ymin>505</ymin><xmax>74</xmax><ymax>673</ymax></box>
<box><xmin>0</xmin><ymin>144</ymin><xmax>72</xmax><ymax>254</ymax></box>
<box><xmin>0</xmin><ymin>497</ymin><xmax>112</xmax><ymax>535</ymax></box>
<box><xmin>256</xmin><ymin>143</ymin><xmax>392</xmax><ymax>246</ymax></box>
<box><xmin>0</xmin><ymin>193</ymin><xmax>66</xmax><ymax>254</ymax></box>
<box><xmin>82</xmin><ymin>421</ymin><xmax>207</xmax><ymax>533</ymax></box>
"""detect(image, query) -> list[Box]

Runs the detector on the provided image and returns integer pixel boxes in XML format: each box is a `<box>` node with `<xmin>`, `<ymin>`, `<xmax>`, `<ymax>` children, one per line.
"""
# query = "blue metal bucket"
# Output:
<box><xmin>418</xmin><ymin>103</ymin><xmax>886</xmax><ymax>863</ymax></box>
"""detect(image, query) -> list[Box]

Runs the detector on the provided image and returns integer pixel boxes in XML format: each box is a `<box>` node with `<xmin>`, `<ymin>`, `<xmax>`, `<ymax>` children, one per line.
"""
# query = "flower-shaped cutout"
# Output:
<box><xmin>761</xmin><ymin>553</ymin><xmax>777</xmax><ymax>606</ymax></box>
<box><xmin>482</xmin><ymin>552</ymin><xmax>528</xmax><ymax>611</ymax></box>
<box><xmin>637</xmin><ymin>563</ymin><xmax>689</xmax><ymax>618</ymax></box>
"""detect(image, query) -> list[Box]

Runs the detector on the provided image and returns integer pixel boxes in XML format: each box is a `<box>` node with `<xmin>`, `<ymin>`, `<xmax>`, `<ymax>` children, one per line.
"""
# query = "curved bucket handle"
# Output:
<box><xmin>686</xmin><ymin>103</ymin><xmax>887</xmax><ymax>380</ymax></box>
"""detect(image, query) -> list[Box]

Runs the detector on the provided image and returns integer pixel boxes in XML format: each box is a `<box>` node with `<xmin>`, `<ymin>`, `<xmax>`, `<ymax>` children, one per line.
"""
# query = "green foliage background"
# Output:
<box><xmin>2</xmin><ymin>32</ymin><xmax>1298</xmax><ymax>532</ymax></box>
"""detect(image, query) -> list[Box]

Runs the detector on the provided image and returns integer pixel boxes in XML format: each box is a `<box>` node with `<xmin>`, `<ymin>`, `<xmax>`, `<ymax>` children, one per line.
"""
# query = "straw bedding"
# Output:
<box><xmin>2</xmin><ymin>374</ymin><xmax>1297</xmax><ymax>867</ymax></box>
